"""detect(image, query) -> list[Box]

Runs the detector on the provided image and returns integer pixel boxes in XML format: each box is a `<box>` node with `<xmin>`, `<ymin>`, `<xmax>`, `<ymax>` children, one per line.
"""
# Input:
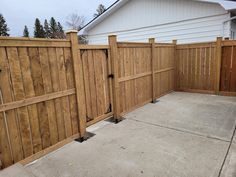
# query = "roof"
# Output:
<box><xmin>81</xmin><ymin>0</ymin><xmax>236</xmax><ymax>34</ymax></box>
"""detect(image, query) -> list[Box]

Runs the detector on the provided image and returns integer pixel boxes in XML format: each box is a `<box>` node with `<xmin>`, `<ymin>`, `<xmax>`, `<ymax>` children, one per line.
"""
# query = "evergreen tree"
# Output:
<box><xmin>57</xmin><ymin>22</ymin><xmax>65</xmax><ymax>39</ymax></box>
<box><xmin>49</xmin><ymin>17</ymin><xmax>58</xmax><ymax>38</ymax></box>
<box><xmin>44</xmin><ymin>19</ymin><xmax>51</xmax><ymax>38</ymax></box>
<box><xmin>34</xmin><ymin>18</ymin><xmax>45</xmax><ymax>38</ymax></box>
<box><xmin>94</xmin><ymin>4</ymin><xmax>106</xmax><ymax>18</ymax></box>
<box><xmin>23</xmin><ymin>25</ymin><xmax>29</xmax><ymax>37</ymax></box>
<box><xmin>0</xmin><ymin>14</ymin><xmax>10</xmax><ymax>36</ymax></box>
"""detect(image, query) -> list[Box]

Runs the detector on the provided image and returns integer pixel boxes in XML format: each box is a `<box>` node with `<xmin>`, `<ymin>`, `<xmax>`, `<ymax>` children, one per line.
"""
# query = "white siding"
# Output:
<box><xmin>85</xmin><ymin>0</ymin><xmax>231</xmax><ymax>44</ymax></box>
<box><xmin>231</xmin><ymin>20</ymin><xmax>236</xmax><ymax>39</ymax></box>
<box><xmin>87</xmin><ymin>13</ymin><xmax>230</xmax><ymax>44</ymax></box>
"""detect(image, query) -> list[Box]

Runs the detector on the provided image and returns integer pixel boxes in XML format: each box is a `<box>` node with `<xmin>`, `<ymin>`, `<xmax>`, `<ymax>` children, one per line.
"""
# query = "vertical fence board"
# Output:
<box><xmin>231</xmin><ymin>47</ymin><xmax>236</xmax><ymax>92</ymax></box>
<box><xmin>64</xmin><ymin>48</ymin><xmax>79</xmax><ymax>134</ymax></box>
<box><xmin>56</xmin><ymin>48</ymin><xmax>72</xmax><ymax>138</ymax></box>
<box><xmin>0</xmin><ymin>47</ymin><xmax>23</xmax><ymax>163</ymax></box>
<box><xmin>0</xmin><ymin>106</ymin><xmax>12</xmax><ymax>167</ymax></box>
<box><xmin>39</xmin><ymin>48</ymin><xmax>58</xmax><ymax>145</ymax></box>
<box><xmin>7</xmin><ymin>47</ymin><xmax>33</xmax><ymax>158</ymax></box>
<box><xmin>29</xmin><ymin>48</ymin><xmax>51</xmax><ymax>149</ymax></box>
<box><xmin>48</xmin><ymin>48</ymin><xmax>65</xmax><ymax>141</ymax></box>
<box><xmin>18</xmin><ymin>48</ymin><xmax>42</xmax><ymax>153</ymax></box>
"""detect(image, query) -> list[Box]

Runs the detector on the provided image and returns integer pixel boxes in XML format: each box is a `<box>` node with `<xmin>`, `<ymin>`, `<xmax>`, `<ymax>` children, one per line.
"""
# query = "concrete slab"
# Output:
<box><xmin>1</xmin><ymin>92</ymin><xmax>235</xmax><ymax>177</ymax></box>
<box><xmin>221</xmin><ymin>142</ymin><xmax>236</xmax><ymax>177</ymax></box>
<box><xmin>0</xmin><ymin>164</ymin><xmax>35</xmax><ymax>177</ymax></box>
<box><xmin>125</xmin><ymin>92</ymin><xmax>236</xmax><ymax>141</ymax></box>
<box><xmin>24</xmin><ymin>119</ymin><xmax>229</xmax><ymax>177</ymax></box>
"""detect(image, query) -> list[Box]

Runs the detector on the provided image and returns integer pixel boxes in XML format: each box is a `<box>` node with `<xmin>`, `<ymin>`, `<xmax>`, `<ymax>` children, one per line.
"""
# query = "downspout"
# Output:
<box><xmin>222</xmin><ymin>15</ymin><xmax>236</xmax><ymax>38</ymax></box>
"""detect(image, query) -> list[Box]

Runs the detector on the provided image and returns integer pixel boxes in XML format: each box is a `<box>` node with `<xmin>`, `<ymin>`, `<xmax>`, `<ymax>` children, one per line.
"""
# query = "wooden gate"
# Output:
<box><xmin>79</xmin><ymin>46</ymin><xmax>113</xmax><ymax>127</ymax></box>
<box><xmin>220</xmin><ymin>44</ymin><xmax>236</xmax><ymax>93</ymax></box>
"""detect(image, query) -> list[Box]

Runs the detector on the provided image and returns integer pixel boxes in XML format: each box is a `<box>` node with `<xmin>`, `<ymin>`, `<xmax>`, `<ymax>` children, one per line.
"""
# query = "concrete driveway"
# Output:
<box><xmin>0</xmin><ymin>92</ymin><xmax>236</xmax><ymax>177</ymax></box>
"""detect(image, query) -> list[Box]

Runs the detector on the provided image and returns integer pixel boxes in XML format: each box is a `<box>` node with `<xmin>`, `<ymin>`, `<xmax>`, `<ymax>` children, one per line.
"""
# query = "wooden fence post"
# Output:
<box><xmin>149</xmin><ymin>38</ymin><xmax>156</xmax><ymax>103</ymax></box>
<box><xmin>215</xmin><ymin>37</ymin><xmax>223</xmax><ymax>95</ymax></box>
<box><xmin>108</xmin><ymin>35</ymin><xmax>121</xmax><ymax>122</ymax></box>
<box><xmin>66</xmin><ymin>30</ymin><xmax>87</xmax><ymax>139</ymax></box>
<box><xmin>172</xmin><ymin>40</ymin><xmax>178</xmax><ymax>90</ymax></box>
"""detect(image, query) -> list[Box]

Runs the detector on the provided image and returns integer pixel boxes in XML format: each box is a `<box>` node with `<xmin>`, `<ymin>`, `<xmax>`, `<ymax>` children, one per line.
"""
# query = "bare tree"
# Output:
<box><xmin>66</xmin><ymin>13</ymin><xmax>85</xmax><ymax>31</ymax></box>
<box><xmin>94</xmin><ymin>4</ymin><xmax>106</xmax><ymax>18</ymax></box>
<box><xmin>66</xmin><ymin>13</ymin><xmax>87</xmax><ymax>44</ymax></box>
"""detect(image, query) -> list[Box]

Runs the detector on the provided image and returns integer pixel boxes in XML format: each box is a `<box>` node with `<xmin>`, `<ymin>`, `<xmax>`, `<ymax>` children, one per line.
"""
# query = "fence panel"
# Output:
<box><xmin>115</xmin><ymin>42</ymin><xmax>175</xmax><ymax>115</ymax></box>
<box><xmin>0</xmin><ymin>37</ymin><xmax>80</xmax><ymax>168</ymax></box>
<box><xmin>117</xmin><ymin>43</ymin><xmax>152</xmax><ymax>115</ymax></box>
<box><xmin>154</xmin><ymin>44</ymin><xmax>175</xmax><ymax>98</ymax></box>
<box><xmin>176</xmin><ymin>42</ymin><xmax>216</xmax><ymax>93</ymax></box>
<box><xmin>221</xmin><ymin>40</ymin><xmax>236</xmax><ymax>94</ymax></box>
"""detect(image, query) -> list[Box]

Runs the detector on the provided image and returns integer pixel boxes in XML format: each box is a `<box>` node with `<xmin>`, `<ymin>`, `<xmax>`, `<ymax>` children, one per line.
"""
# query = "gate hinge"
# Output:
<box><xmin>105</xmin><ymin>104</ymin><xmax>112</xmax><ymax>114</ymax></box>
<box><xmin>102</xmin><ymin>49</ymin><xmax>108</xmax><ymax>58</ymax></box>
<box><xmin>80</xmin><ymin>50</ymin><xmax>86</xmax><ymax>57</ymax></box>
<box><xmin>108</xmin><ymin>74</ymin><xmax>114</xmax><ymax>79</ymax></box>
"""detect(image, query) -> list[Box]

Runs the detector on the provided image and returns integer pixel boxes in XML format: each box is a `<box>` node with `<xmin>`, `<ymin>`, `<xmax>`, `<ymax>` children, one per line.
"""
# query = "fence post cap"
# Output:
<box><xmin>149</xmin><ymin>38</ymin><xmax>155</xmax><ymax>43</ymax></box>
<box><xmin>65</xmin><ymin>30</ymin><xmax>78</xmax><ymax>34</ymax></box>
<box><xmin>172</xmin><ymin>39</ymin><xmax>177</xmax><ymax>44</ymax></box>
<box><xmin>108</xmin><ymin>35</ymin><xmax>117</xmax><ymax>37</ymax></box>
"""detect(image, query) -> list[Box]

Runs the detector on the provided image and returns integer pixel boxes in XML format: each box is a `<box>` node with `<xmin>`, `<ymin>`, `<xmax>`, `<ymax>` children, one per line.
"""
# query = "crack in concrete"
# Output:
<box><xmin>218</xmin><ymin>123</ymin><xmax>236</xmax><ymax>177</ymax></box>
<box><xmin>128</xmin><ymin>118</ymin><xmax>231</xmax><ymax>143</ymax></box>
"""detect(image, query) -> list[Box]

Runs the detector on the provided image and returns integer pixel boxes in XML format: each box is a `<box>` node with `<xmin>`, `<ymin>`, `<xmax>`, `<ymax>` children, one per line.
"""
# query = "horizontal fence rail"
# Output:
<box><xmin>0</xmin><ymin>34</ymin><xmax>235</xmax><ymax>170</ymax></box>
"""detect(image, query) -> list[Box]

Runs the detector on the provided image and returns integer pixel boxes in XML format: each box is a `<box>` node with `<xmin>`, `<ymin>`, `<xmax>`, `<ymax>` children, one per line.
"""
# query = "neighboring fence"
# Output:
<box><xmin>0</xmin><ymin>33</ymin><xmax>236</xmax><ymax>169</ymax></box>
<box><xmin>176</xmin><ymin>41</ymin><xmax>217</xmax><ymax>93</ymax></box>
<box><xmin>176</xmin><ymin>37</ymin><xmax>236</xmax><ymax>96</ymax></box>
<box><xmin>220</xmin><ymin>40</ymin><xmax>236</xmax><ymax>95</ymax></box>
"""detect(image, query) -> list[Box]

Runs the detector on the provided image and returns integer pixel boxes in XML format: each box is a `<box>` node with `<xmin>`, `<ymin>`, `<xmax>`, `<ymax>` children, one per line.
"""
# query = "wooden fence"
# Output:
<box><xmin>0</xmin><ymin>33</ymin><xmax>235</xmax><ymax>169</ymax></box>
<box><xmin>220</xmin><ymin>40</ymin><xmax>236</xmax><ymax>96</ymax></box>
<box><xmin>176</xmin><ymin>41</ymin><xmax>217</xmax><ymax>93</ymax></box>
<box><xmin>109</xmin><ymin>37</ymin><xmax>175</xmax><ymax>117</ymax></box>
<box><xmin>0</xmin><ymin>34</ymin><xmax>82</xmax><ymax>168</ymax></box>
<box><xmin>175</xmin><ymin>37</ymin><xmax>236</xmax><ymax>96</ymax></box>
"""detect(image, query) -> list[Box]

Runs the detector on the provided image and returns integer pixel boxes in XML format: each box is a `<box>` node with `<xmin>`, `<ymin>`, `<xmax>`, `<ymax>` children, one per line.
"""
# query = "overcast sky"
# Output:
<box><xmin>0</xmin><ymin>0</ymin><xmax>115</xmax><ymax>36</ymax></box>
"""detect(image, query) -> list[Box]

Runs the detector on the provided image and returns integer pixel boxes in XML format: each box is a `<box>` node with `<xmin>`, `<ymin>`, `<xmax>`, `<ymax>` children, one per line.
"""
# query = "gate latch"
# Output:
<box><xmin>108</xmin><ymin>74</ymin><xmax>114</xmax><ymax>79</ymax></box>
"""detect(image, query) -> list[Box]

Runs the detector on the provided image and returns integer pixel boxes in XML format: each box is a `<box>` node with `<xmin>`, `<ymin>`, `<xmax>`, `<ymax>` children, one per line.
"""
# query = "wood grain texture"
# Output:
<box><xmin>221</xmin><ymin>46</ymin><xmax>236</xmax><ymax>92</ymax></box>
<box><xmin>7</xmin><ymin>47</ymin><xmax>33</xmax><ymax>158</ymax></box>
<box><xmin>0</xmin><ymin>36</ymin><xmax>83</xmax><ymax>168</ymax></box>
<box><xmin>117</xmin><ymin>42</ymin><xmax>174</xmax><ymax>114</ymax></box>
<box><xmin>81</xmin><ymin>49</ymin><xmax>112</xmax><ymax>125</ymax></box>
<box><xmin>176</xmin><ymin>42</ymin><xmax>216</xmax><ymax>92</ymax></box>
<box><xmin>0</xmin><ymin>47</ymin><xmax>24</xmax><ymax>164</ymax></box>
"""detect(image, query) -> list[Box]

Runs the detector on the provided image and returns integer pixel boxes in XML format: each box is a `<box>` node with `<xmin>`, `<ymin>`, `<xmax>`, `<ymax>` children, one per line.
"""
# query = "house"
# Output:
<box><xmin>80</xmin><ymin>0</ymin><xmax>236</xmax><ymax>44</ymax></box>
